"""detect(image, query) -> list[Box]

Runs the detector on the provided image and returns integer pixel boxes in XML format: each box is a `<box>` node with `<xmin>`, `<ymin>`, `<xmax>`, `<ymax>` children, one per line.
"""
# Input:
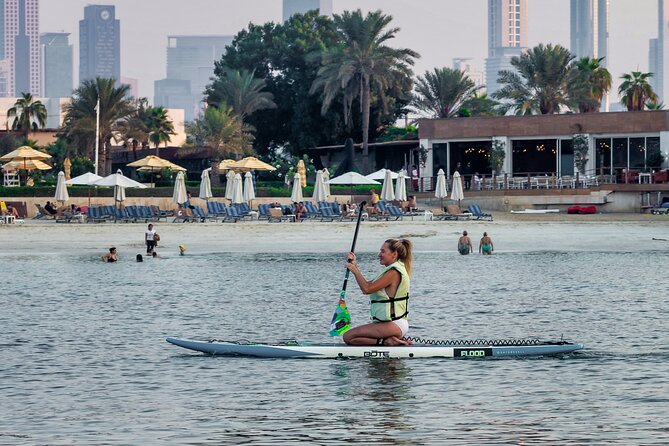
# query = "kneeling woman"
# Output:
<box><xmin>343</xmin><ymin>238</ymin><xmax>412</xmax><ymax>346</ymax></box>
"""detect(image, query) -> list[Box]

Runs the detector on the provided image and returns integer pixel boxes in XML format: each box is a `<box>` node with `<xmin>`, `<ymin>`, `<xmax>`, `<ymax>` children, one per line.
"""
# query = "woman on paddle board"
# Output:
<box><xmin>343</xmin><ymin>238</ymin><xmax>413</xmax><ymax>346</ymax></box>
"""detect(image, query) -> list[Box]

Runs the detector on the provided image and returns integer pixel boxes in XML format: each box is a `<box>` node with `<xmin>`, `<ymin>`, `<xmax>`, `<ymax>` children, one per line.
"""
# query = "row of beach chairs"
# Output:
<box><xmin>434</xmin><ymin>204</ymin><xmax>493</xmax><ymax>221</ymax></box>
<box><xmin>87</xmin><ymin>205</ymin><xmax>169</xmax><ymax>223</ymax></box>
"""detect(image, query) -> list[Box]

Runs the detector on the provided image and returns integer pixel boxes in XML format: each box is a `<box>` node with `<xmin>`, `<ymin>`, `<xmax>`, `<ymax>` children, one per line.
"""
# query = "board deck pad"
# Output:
<box><xmin>166</xmin><ymin>337</ymin><xmax>583</xmax><ymax>359</ymax></box>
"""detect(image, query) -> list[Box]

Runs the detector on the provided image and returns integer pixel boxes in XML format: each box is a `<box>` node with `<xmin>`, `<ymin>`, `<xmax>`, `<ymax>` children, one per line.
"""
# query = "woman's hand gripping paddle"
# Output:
<box><xmin>330</xmin><ymin>201</ymin><xmax>367</xmax><ymax>336</ymax></box>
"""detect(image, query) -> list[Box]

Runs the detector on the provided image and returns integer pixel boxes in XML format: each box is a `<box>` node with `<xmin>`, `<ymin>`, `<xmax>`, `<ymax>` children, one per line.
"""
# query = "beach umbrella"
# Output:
<box><xmin>229</xmin><ymin>156</ymin><xmax>277</xmax><ymax>172</ymax></box>
<box><xmin>435</xmin><ymin>168</ymin><xmax>448</xmax><ymax>209</ymax></box>
<box><xmin>224</xmin><ymin>169</ymin><xmax>235</xmax><ymax>200</ymax></box>
<box><xmin>94</xmin><ymin>169</ymin><xmax>147</xmax><ymax>208</ymax></box>
<box><xmin>0</xmin><ymin>145</ymin><xmax>52</xmax><ymax>165</ymax></box>
<box><xmin>243</xmin><ymin>171</ymin><xmax>256</xmax><ymax>203</ymax></box>
<box><xmin>128</xmin><ymin>155</ymin><xmax>185</xmax><ymax>171</ymax></box>
<box><xmin>218</xmin><ymin>159</ymin><xmax>237</xmax><ymax>171</ymax></box>
<box><xmin>231</xmin><ymin>173</ymin><xmax>244</xmax><ymax>204</ymax></box>
<box><xmin>296</xmin><ymin>159</ymin><xmax>307</xmax><ymax>187</ymax></box>
<box><xmin>172</xmin><ymin>171</ymin><xmax>187</xmax><ymax>205</ymax></box>
<box><xmin>114</xmin><ymin>179</ymin><xmax>126</xmax><ymax>205</ymax></box>
<box><xmin>380</xmin><ymin>168</ymin><xmax>395</xmax><ymax>201</ymax></box>
<box><xmin>322</xmin><ymin>169</ymin><xmax>331</xmax><ymax>197</ymax></box>
<box><xmin>328</xmin><ymin>171</ymin><xmax>380</xmax><ymax>201</ymax></box>
<box><xmin>395</xmin><ymin>170</ymin><xmax>408</xmax><ymax>201</ymax></box>
<box><xmin>54</xmin><ymin>171</ymin><xmax>69</xmax><ymax>204</ymax></box>
<box><xmin>291</xmin><ymin>172</ymin><xmax>304</xmax><ymax>203</ymax></box>
<box><xmin>366</xmin><ymin>168</ymin><xmax>399</xmax><ymax>181</ymax></box>
<box><xmin>451</xmin><ymin>171</ymin><xmax>464</xmax><ymax>205</ymax></box>
<box><xmin>199</xmin><ymin>168</ymin><xmax>213</xmax><ymax>201</ymax></box>
<box><xmin>312</xmin><ymin>170</ymin><xmax>327</xmax><ymax>202</ymax></box>
<box><xmin>2</xmin><ymin>159</ymin><xmax>52</xmax><ymax>171</ymax></box>
<box><xmin>65</xmin><ymin>172</ymin><xmax>103</xmax><ymax>207</ymax></box>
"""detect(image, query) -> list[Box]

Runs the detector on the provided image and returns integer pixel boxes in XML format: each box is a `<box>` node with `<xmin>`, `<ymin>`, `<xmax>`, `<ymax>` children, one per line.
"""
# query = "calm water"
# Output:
<box><xmin>1</xmin><ymin>247</ymin><xmax>668</xmax><ymax>445</ymax></box>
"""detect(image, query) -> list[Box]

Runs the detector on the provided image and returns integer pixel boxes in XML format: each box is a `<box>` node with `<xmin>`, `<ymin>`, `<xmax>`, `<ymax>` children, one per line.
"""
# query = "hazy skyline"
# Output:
<box><xmin>41</xmin><ymin>0</ymin><xmax>657</xmax><ymax>103</ymax></box>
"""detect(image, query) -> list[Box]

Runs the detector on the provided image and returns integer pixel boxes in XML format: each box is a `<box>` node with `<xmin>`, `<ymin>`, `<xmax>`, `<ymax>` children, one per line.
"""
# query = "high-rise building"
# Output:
<box><xmin>453</xmin><ymin>58</ymin><xmax>484</xmax><ymax>89</ymax></box>
<box><xmin>485</xmin><ymin>0</ymin><xmax>528</xmax><ymax>95</ymax></box>
<box><xmin>79</xmin><ymin>5</ymin><xmax>120</xmax><ymax>83</ymax></box>
<box><xmin>650</xmin><ymin>0</ymin><xmax>669</xmax><ymax>103</ymax></box>
<box><xmin>282</xmin><ymin>0</ymin><xmax>333</xmax><ymax>22</ymax></box>
<box><xmin>40</xmin><ymin>32</ymin><xmax>72</xmax><ymax>98</ymax></box>
<box><xmin>570</xmin><ymin>0</ymin><xmax>609</xmax><ymax>110</ymax></box>
<box><xmin>154</xmin><ymin>35</ymin><xmax>233</xmax><ymax>122</ymax></box>
<box><xmin>0</xmin><ymin>0</ymin><xmax>40</xmax><ymax>97</ymax></box>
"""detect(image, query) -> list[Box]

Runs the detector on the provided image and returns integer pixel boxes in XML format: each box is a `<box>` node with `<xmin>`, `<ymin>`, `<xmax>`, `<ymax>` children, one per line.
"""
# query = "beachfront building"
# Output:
<box><xmin>485</xmin><ymin>0</ymin><xmax>528</xmax><ymax>96</ymax></box>
<box><xmin>154</xmin><ymin>35</ymin><xmax>233</xmax><ymax>122</ymax></box>
<box><xmin>79</xmin><ymin>5</ymin><xmax>120</xmax><ymax>83</ymax></box>
<box><xmin>418</xmin><ymin>111</ymin><xmax>669</xmax><ymax>182</ymax></box>
<box><xmin>453</xmin><ymin>58</ymin><xmax>484</xmax><ymax>89</ymax></box>
<box><xmin>282</xmin><ymin>0</ymin><xmax>333</xmax><ymax>22</ymax></box>
<box><xmin>0</xmin><ymin>0</ymin><xmax>40</xmax><ymax>97</ymax></box>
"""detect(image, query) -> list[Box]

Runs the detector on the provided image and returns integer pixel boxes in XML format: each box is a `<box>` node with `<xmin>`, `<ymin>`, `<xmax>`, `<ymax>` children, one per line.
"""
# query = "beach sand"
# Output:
<box><xmin>1</xmin><ymin>213</ymin><xmax>667</xmax><ymax>256</ymax></box>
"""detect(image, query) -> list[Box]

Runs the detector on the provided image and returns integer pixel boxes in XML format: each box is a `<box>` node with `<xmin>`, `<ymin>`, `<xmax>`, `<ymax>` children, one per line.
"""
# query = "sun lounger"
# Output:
<box><xmin>268</xmin><ymin>207</ymin><xmax>294</xmax><ymax>222</ymax></box>
<box><xmin>468</xmin><ymin>204</ymin><xmax>493</xmax><ymax>221</ymax></box>
<box><xmin>33</xmin><ymin>203</ymin><xmax>55</xmax><ymax>219</ymax></box>
<box><xmin>436</xmin><ymin>204</ymin><xmax>471</xmax><ymax>221</ymax></box>
<box><xmin>386</xmin><ymin>205</ymin><xmax>405</xmax><ymax>221</ymax></box>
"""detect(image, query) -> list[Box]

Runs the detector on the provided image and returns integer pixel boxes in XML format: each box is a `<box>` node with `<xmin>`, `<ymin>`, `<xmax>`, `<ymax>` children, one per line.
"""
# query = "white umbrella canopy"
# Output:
<box><xmin>225</xmin><ymin>169</ymin><xmax>235</xmax><ymax>200</ymax></box>
<box><xmin>451</xmin><ymin>171</ymin><xmax>465</xmax><ymax>203</ymax></box>
<box><xmin>65</xmin><ymin>172</ymin><xmax>102</xmax><ymax>185</ymax></box>
<box><xmin>94</xmin><ymin>169</ymin><xmax>147</xmax><ymax>188</ymax></box>
<box><xmin>243</xmin><ymin>171</ymin><xmax>256</xmax><ymax>202</ymax></box>
<box><xmin>54</xmin><ymin>171</ymin><xmax>69</xmax><ymax>204</ymax></box>
<box><xmin>291</xmin><ymin>172</ymin><xmax>304</xmax><ymax>203</ymax></box>
<box><xmin>172</xmin><ymin>171</ymin><xmax>188</xmax><ymax>205</ymax></box>
<box><xmin>327</xmin><ymin>171</ymin><xmax>381</xmax><ymax>185</ymax></box>
<box><xmin>395</xmin><ymin>170</ymin><xmax>408</xmax><ymax>201</ymax></box>
<box><xmin>380</xmin><ymin>169</ymin><xmax>395</xmax><ymax>201</ymax></box>
<box><xmin>199</xmin><ymin>168</ymin><xmax>213</xmax><ymax>200</ymax></box>
<box><xmin>231</xmin><ymin>173</ymin><xmax>244</xmax><ymax>204</ymax></box>
<box><xmin>366</xmin><ymin>168</ymin><xmax>399</xmax><ymax>181</ymax></box>
<box><xmin>322</xmin><ymin>169</ymin><xmax>331</xmax><ymax>197</ymax></box>
<box><xmin>435</xmin><ymin>169</ymin><xmax>448</xmax><ymax>199</ymax></box>
<box><xmin>312</xmin><ymin>170</ymin><xmax>327</xmax><ymax>202</ymax></box>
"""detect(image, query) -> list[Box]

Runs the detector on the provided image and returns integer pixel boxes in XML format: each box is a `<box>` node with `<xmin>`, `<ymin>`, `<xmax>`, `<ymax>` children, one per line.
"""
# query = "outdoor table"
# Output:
<box><xmin>639</xmin><ymin>173</ymin><xmax>652</xmax><ymax>184</ymax></box>
<box><xmin>1</xmin><ymin>215</ymin><xmax>15</xmax><ymax>224</ymax></box>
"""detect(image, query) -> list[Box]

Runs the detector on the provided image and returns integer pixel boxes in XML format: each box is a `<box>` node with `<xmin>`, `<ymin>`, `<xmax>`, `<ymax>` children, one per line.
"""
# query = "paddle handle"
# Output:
<box><xmin>341</xmin><ymin>200</ymin><xmax>367</xmax><ymax>292</ymax></box>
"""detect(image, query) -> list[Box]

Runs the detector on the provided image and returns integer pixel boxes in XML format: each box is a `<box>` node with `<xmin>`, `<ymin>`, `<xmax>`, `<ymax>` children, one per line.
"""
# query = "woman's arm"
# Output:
<box><xmin>345</xmin><ymin>253</ymin><xmax>399</xmax><ymax>295</ymax></box>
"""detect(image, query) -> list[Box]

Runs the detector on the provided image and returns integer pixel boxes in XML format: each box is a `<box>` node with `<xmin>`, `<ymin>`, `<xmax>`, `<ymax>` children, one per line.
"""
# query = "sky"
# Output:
<box><xmin>40</xmin><ymin>0</ymin><xmax>658</xmax><ymax>101</ymax></box>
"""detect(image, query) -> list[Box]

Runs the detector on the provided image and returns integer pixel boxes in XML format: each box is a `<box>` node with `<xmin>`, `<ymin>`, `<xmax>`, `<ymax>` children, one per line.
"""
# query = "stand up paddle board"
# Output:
<box><xmin>166</xmin><ymin>337</ymin><xmax>583</xmax><ymax>359</ymax></box>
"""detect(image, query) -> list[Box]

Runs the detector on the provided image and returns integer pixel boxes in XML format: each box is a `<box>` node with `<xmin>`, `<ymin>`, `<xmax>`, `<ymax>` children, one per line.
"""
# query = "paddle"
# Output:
<box><xmin>329</xmin><ymin>200</ymin><xmax>367</xmax><ymax>336</ymax></box>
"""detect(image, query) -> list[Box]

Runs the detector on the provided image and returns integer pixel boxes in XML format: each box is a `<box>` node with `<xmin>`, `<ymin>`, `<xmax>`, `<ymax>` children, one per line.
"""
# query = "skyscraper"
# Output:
<box><xmin>79</xmin><ymin>5</ymin><xmax>120</xmax><ymax>83</ymax></box>
<box><xmin>154</xmin><ymin>35</ymin><xmax>233</xmax><ymax>121</ymax></box>
<box><xmin>570</xmin><ymin>0</ymin><xmax>609</xmax><ymax>110</ymax></box>
<box><xmin>0</xmin><ymin>0</ymin><xmax>40</xmax><ymax>97</ymax></box>
<box><xmin>282</xmin><ymin>0</ymin><xmax>333</xmax><ymax>22</ymax></box>
<box><xmin>649</xmin><ymin>0</ymin><xmax>669</xmax><ymax>103</ymax></box>
<box><xmin>485</xmin><ymin>0</ymin><xmax>528</xmax><ymax>95</ymax></box>
<box><xmin>40</xmin><ymin>32</ymin><xmax>72</xmax><ymax>98</ymax></box>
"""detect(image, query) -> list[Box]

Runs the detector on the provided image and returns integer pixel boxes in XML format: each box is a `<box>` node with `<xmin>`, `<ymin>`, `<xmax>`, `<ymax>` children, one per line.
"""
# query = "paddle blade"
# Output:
<box><xmin>329</xmin><ymin>295</ymin><xmax>352</xmax><ymax>336</ymax></box>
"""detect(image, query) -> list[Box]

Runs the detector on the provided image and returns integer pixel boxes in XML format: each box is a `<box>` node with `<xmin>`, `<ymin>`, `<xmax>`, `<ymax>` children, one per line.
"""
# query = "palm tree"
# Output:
<box><xmin>206</xmin><ymin>68</ymin><xmax>276</xmax><ymax>120</ymax></box>
<box><xmin>460</xmin><ymin>92</ymin><xmax>506</xmax><ymax>117</ymax></box>
<box><xmin>618</xmin><ymin>71</ymin><xmax>657</xmax><ymax>111</ymax></box>
<box><xmin>493</xmin><ymin>43</ymin><xmax>575</xmax><ymax>115</ymax></box>
<box><xmin>310</xmin><ymin>9</ymin><xmax>419</xmax><ymax>173</ymax></box>
<box><xmin>7</xmin><ymin>92</ymin><xmax>48</xmax><ymax>138</ymax></box>
<box><xmin>62</xmin><ymin>77</ymin><xmax>135</xmax><ymax>175</ymax></box>
<box><xmin>411</xmin><ymin>67</ymin><xmax>479</xmax><ymax>118</ymax></box>
<box><xmin>185</xmin><ymin>104</ymin><xmax>254</xmax><ymax>186</ymax></box>
<box><xmin>569</xmin><ymin>57</ymin><xmax>612</xmax><ymax>113</ymax></box>
<box><xmin>118</xmin><ymin>98</ymin><xmax>151</xmax><ymax>161</ymax></box>
<box><xmin>646</xmin><ymin>100</ymin><xmax>665</xmax><ymax>110</ymax></box>
<box><xmin>146</xmin><ymin>106</ymin><xmax>176</xmax><ymax>154</ymax></box>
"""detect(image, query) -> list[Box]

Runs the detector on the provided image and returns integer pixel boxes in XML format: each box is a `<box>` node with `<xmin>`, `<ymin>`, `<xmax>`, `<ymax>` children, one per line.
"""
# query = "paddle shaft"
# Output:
<box><xmin>341</xmin><ymin>200</ymin><xmax>367</xmax><ymax>294</ymax></box>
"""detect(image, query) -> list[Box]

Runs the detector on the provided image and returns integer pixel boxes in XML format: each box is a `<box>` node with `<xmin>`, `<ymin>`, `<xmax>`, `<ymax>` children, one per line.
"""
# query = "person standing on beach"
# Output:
<box><xmin>479</xmin><ymin>232</ymin><xmax>494</xmax><ymax>255</ymax></box>
<box><xmin>458</xmin><ymin>231</ymin><xmax>472</xmax><ymax>255</ymax></box>
<box><xmin>145</xmin><ymin>224</ymin><xmax>156</xmax><ymax>254</ymax></box>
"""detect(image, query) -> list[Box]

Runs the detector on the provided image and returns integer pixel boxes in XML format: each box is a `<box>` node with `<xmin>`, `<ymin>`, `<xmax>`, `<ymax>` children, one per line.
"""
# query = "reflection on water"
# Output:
<box><xmin>0</xmin><ymin>250</ymin><xmax>668</xmax><ymax>444</ymax></box>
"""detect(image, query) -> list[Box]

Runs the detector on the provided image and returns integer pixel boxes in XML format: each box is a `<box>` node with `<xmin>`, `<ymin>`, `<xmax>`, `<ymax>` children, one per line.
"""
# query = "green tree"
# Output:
<box><xmin>618</xmin><ymin>71</ymin><xmax>657</xmax><ymax>111</ymax></box>
<box><xmin>494</xmin><ymin>43</ymin><xmax>574</xmax><ymax>115</ymax></box>
<box><xmin>411</xmin><ymin>67</ymin><xmax>479</xmax><ymax>118</ymax></box>
<box><xmin>117</xmin><ymin>98</ymin><xmax>151</xmax><ymax>161</ymax></box>
<box><xmin>569</xmin><ymin>57</ymin><xmax>612</xmax><ymax>113</ymax></box>
<box><xmin>62</xmin><ymin>77</ymin><xmax>135</xmax><ymax>175</ymax></box>
<box><xmin>206</xmin><ymin>68</ymin><xmax>276</xmax><ymax>120</ymax></box>
<box><xmin>7</xmin><ymin>92</ymin><xmax>48</xmax><ymax>138</ymax></box>
<box><xmin>310</xmin><ymin>9</ymin><xmax>418</xmax><ymax>173</ymax></box>
<box><xmin>146</xmin><ymin>106</ymin><xmax>176</xmax><ymax>153</ymax></box>
<box><xmin>185</xmin><ymin>104</ymin><xmax>254</xmax><ymax>186</ymax></box>
<box><xmin>459</xmin><ymin>92</ymin><xmax>506</xmax><ymax>117</ymax></box>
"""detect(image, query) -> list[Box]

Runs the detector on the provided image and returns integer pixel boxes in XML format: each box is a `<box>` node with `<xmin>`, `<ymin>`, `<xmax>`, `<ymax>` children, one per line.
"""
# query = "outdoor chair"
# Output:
<box><xmin>208</xmin><ymin>201</ymin><xmax>225</xmax><ymax>218</ymax></box>
<box><xmin>468</xmin><ymin>204</ymin><xmax>493</xmax><ymax>221</ymax></box>
<box><xmin>257</xmin><ymin>204</ymin><xmax>270</xmax><ymax>220</ymax></box>
<box><xmin>55</xmin><ymin>211</ymin><xmax>76</xmax><ymax>223</ymax></box>
<box><xmin>222</xmin><ymin>205</ymin><xmax>241</xmax><ymax>223</ymax></box>
<box><xmin>268</xmin><ymin>207</ymin><xmax>294</xmax><ymax>223</ymax></box>
<box><xmin>386</xmin><ymin>205</ymin><xmax>405</xmax><ymax>221</ymax></box>
<box><xmin>191</xmin><ymin>206</ymin><xmax>212</xmax><ymax>222</ymax></box>
<box><xmin>114</xmin><ymin>207</ymin><xmax>131</xmax><ymax>223</ymax></box>
<box><xmin>150</xmin><ymin>205</ymin><xmax>169</xmax><ymax>221</ymax></box>
<box><xmin>172</xmin><ymin>206</ymin><xmax>193</xmax><ymax>223</ymax></box>
<box><xmin>318</xmin><ymin>206</ymin><xmax>337</xmax><ymax>222</ymax></box>
<box><xmin>33</xmin><ymin>203</ymin><xmax>52</xmax><ymax>219</ymax></box>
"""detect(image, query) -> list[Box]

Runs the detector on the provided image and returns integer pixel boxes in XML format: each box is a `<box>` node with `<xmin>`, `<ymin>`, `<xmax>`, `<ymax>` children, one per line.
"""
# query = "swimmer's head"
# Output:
<box><xmin>136</xmin><ymin>254</ymin><xmax>143</xmax><ymax>262</ymax></box>
<box><xmin>179</xmin><ymin>244</ymin><xmax>186</xmax><ymax>255</ymax></box>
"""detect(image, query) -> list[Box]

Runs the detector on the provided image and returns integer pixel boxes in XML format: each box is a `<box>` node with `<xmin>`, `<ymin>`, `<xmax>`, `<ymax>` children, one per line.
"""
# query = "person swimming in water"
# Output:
<box><xmin>179</xmin><ymin>245</ymin><xmax>186</xmax><ymax>256</ymax></box>
<box><xmin>458</xmin><ymin>231</ymin><xmax>472</xmax><ymax>255</ymax></box>
<box><xmin>479</xmin><ymin>232</ymin><xmax>494</xmax><ymax>255</ymax></box>
<box><xmin>101</xmin><ymin>247</ymin><xmax>117</xmax><ymax>263</ymax></box>
<box><xmin>343</xmin><ymin>238</ymin><xmax>413</xmax><ymax>346</ymax></box>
